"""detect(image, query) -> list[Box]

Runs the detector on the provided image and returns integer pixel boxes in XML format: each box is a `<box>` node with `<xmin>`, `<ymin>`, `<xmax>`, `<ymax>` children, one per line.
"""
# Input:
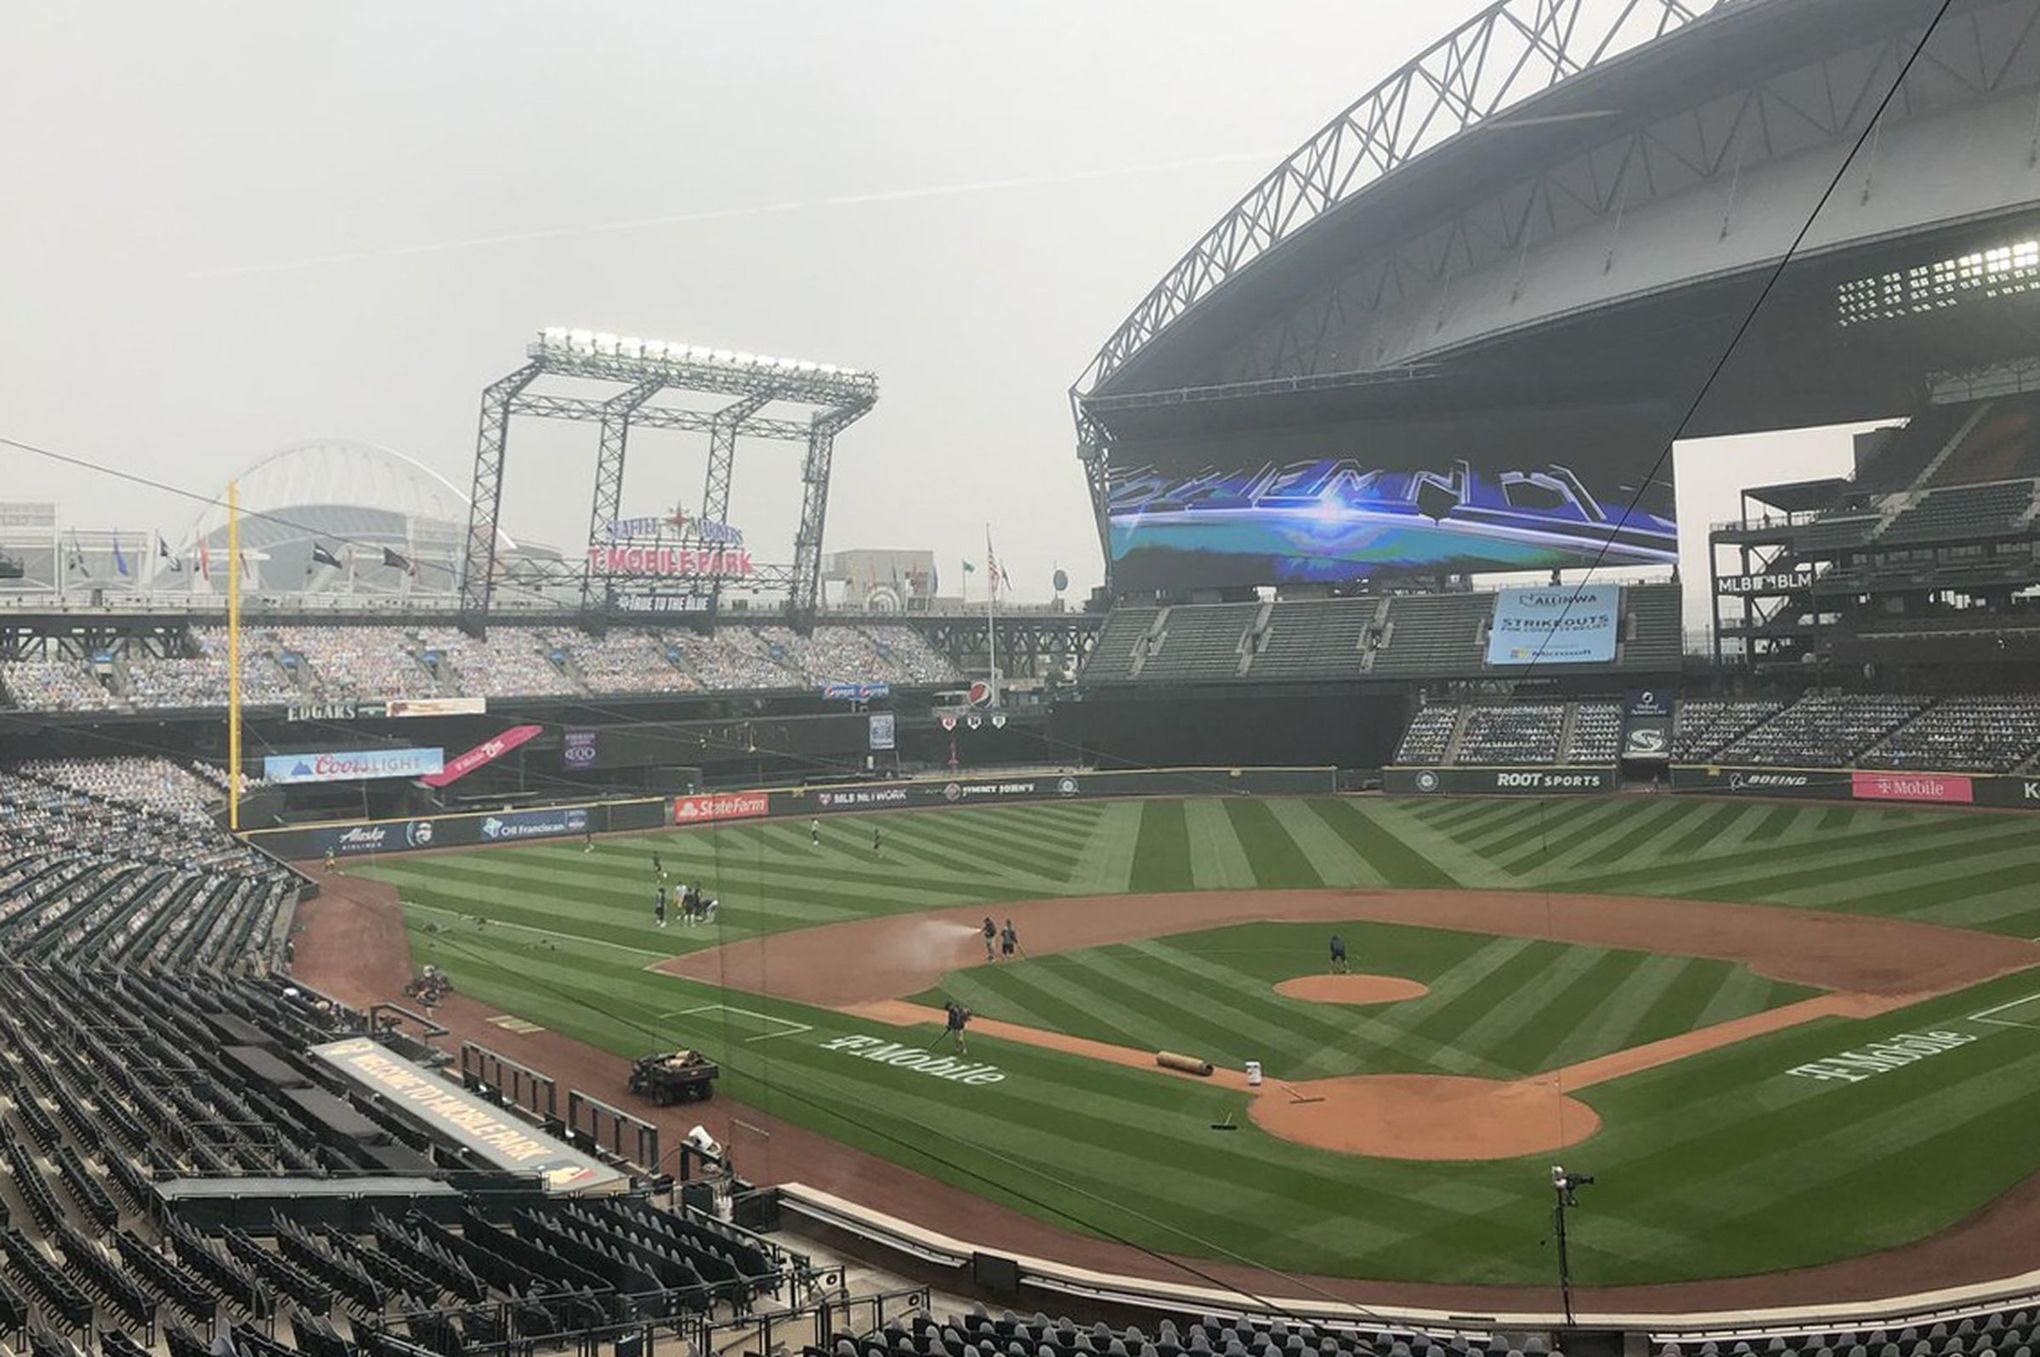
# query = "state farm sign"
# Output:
<box><xmin>672</xmin><ymin>792</ymin><xmax>770</xmax><ymax>825</ymax></box>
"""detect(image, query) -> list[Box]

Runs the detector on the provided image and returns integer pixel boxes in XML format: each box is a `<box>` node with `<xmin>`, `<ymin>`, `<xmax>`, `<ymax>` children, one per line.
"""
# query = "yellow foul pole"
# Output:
<box><xmin>228</xmin><ymin>482</ymin><xmax>243</xmax><ymax>833</ymax></box>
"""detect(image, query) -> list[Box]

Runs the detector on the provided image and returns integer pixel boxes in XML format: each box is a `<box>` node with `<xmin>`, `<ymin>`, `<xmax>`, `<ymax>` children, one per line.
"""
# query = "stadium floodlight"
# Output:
<box><xmin>732</xmin><ymin>352</ymin><xmax>756</xmax><ymax>366</ymax></box>
<box><xmin>619</xmin><ymin>336</ymin><xmax>643</xmax><ymax>359</ymax></box>
<box><xmin>542</xmin><ymin>327</ymin><xmax>569</xmax><ymax>349</ymax></box>
<box><xmin>712</xmin><ymin>349</ymin><xmax>734</xmax><ymax>364</ymax></box>
<box><xmin>796</xmin><ymin>360</ymin><xmax>818</xmax><ymax>372</ymax></box>
<box><xmin>593</xmin><ymin>332</ymin><xmax>619</xmax><ymax>355</ymax></box>
<box><xmin>568</xmin><ymin>328</ymin><xmax>594</xmax><ymax>353</ymax></box>
<box><xmin>642</xmin><ymin>340</ymin><xmax>667</xmax><ymax>360</ymax></box>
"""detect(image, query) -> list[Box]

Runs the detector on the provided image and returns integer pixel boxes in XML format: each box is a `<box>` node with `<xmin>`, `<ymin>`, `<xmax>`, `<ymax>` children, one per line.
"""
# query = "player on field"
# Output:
<box><xmin>654</xmin><ymin>885</ymin><xmax>668</xmax><ymax>928</ymax></box>
<box><xmin>652</xmin><ymin>850</ymin><xmax>665</xmax><ymax>880</ymax></box>
<box><xmin>871</xmin><ymin>824</ymin><xmax>882</xmax><ymax>857</ymax></box>
<box><xmin>811</xmin><ymin>817</ymin><xmax>822</xmax><ymax>848</ymax></box>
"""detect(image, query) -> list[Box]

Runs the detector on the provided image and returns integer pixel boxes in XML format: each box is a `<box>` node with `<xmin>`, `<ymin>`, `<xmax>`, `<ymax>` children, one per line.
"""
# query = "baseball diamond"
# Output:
<box><xmin>302</xmin><ymin>793</ymin><xmax>2040</xmax><ymax>1298</ymax></box>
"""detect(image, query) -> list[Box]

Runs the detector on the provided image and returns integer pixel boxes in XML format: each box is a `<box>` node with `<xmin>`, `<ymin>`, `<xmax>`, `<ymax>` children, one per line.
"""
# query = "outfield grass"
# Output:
<box><xmin>359</xmin><ymin>795</ymin><xmax>2040</xmax><ymax>1287</ymax></box>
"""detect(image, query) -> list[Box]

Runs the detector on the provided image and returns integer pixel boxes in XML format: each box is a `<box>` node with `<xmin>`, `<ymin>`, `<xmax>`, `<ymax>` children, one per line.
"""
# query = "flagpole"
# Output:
<box><xmin>228</xmin><ymin>483</ymin><xmax>243</xmax><ymax>834</ymax></box>
<box><xmin>985</xmin><ymin>525</ymin><xmax>998</xmax><ymax>709</ymax></box>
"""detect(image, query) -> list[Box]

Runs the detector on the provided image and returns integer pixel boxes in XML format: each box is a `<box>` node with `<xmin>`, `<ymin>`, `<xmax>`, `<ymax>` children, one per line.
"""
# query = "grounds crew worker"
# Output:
<box><xmin>936</xmin><ymin>998</ymin><xmax>972</xmax><ymax>1055</ymax></box>
<box><xmin>982</xmin><ymin>916</ymin><xmax>998</xmax><ymax>962</ymax></box>
<box><xmin>1000</xmin><ymin>918</ymin><xmax>1018</xmax><ymax>960</ymax></box>
<box><xmin>1330</xmin><ymin>933</ymin><xmax>1349</xmax><ymax>974</ymax></box>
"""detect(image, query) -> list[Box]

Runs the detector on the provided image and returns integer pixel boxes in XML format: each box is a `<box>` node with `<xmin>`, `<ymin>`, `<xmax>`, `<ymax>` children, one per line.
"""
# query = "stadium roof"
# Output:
<box><xmin>1077</xmin><ymin>0</ymin><xmax>2040</xmax><ymax>439</ymax></box>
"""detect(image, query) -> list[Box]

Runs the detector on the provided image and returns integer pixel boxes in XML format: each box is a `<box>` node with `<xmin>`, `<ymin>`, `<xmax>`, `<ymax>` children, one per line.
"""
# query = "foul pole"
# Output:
<box><xmin>227</xmin><ymin>482</ymin><xmax>242</xmax><ymax>833</ymax></box>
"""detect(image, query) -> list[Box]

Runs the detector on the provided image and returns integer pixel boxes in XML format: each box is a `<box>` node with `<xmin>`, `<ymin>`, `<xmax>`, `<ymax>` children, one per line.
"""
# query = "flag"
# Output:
<box><xmin>310</xmin><ymin>543</ymin><xmax>343</xmax><ymax>571</ymax></box>
<box><xmin>961</xmin><ymin>560</ymin><xmax>976</xmax><ymax>574</ymax></box>
<box><xmin>382</xmin><ymin>546</ymin><xmax>417</xmax><ymax>577</ymax></box>
<box><xmin>67</xmin><ymin>532</ymin><xmax>90</xmax><ymax>578</ymax></box>
<box><xmin>197</xmin><ymin>538</ymin><xmax>212</xmax><ymax>580</ymax></box>
<box><xmin>239</xmin><ymin>550</ymin><xmax>253</xmax><ymax>580</ymax></box>
<box><xmin>157</xmin><ymin>536</ymin><xmax>183</xmax><ymax>573</ymax></box>
<box><xmin>112</xmin><ymin>536</ymin><xmax>129</xmax><ymax>577</ymax></box>
<box><xmin>985</xmin><ymin>529</ymin><xmax>1006</xmax><ymax>595</ymax></box>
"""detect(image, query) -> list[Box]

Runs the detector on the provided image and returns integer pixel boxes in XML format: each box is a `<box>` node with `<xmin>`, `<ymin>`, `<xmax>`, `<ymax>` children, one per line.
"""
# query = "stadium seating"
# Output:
<box><xmin>1879</xmin><ymin>481</ymin><xmax>2037</xmax><ymax>546</ymax></box>
<box><xmin>1857</xmin><ymin>695</ymin><xmax>2040</xmax><ymax>772</ymax></box>
<box><xmin>0</xmin><ymin>623</ymin><xmax>959</xmax><ymax>711</ymax></box>
<box><xmin>1653</xmin><ymin>1307</ymin><xmax>2040</xmax><ymax>1357</ymax></box>
<box><xmin>1673</xmin><ymin>700</ymin><xmax>1788</xmax><ymax>761</ymax></box>
<box><xmin>1717</xmin><ymin>694</ymin><xmax>1932</xmax><ymax>767</ymax></box>
<box><xmin>1566</xmin><ymin>702</ymin><xmax>1621</xmax><ymax>763</ymax></box>
<box><xmin>1393</xmin><ymin>707</ymin><xmax>1459</xmax><ymax>764</ymax></box>
<box><xmin>1456</xmin><ymin>704</ymin><xmax>1566</xmax><ymax>764</ymax></box>
<box><xmin>837</xmin><ymin>1308</ymin><xmax>1565</xmax><ymax>1357</ymax></box>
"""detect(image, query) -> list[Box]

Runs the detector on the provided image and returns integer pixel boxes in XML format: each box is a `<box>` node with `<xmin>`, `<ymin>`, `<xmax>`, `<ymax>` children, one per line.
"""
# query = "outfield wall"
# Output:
<box><xmin>1671</xmin><ymin>765</ymin><xmax>2040</xmax><ymax>808</ymax></box>
<box><xmin>242</xmin><ymin>767</ymin><xmax>1339</xmax><ymax>859</ymax></box>
<box><xmin>1384</xmin><ymin>766</ymin><xmax>1617</xmax><ymax>796</ymax></box>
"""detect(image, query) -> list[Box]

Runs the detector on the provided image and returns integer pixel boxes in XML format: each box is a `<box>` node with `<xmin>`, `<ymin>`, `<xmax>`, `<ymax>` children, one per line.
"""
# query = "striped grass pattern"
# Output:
<box><xmin>359</xmin><ymin>796</ymin><xmax>2040</xmax><ymax>1287</ymax></box>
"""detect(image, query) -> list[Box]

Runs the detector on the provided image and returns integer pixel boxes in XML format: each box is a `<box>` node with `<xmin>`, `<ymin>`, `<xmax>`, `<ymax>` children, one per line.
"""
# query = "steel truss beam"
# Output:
<box><xmin>701</xmin><ymin>392</ymin><xmax>775</xmax><ymax>616</ymax></box>
<box><xmin>790</xmin><ymin>403</ymin><xmax>871</xmax><ymax>617</ymax></box>
<box><xmin>510</xmin><ymin>394</ymin><xmax>815</xmax><ymax>442</ymax></box>
<box><xmin>581</xmin><ymin>379</ymin><xmax>666</xmax><ymax>613</ymax></box>
<box><xmin>1074</xmin><ymin>0</ymin><xmax>1722</xmax><ymax>399</ymax></box>
<box><xmin>458</xmin><ymin>337</ymin><xmax>877</xmax><ymax>631</ymax></box>
<box><xmin>459</xmin><ymin>362</ymin><xmax>542</xmax><ymax>629</ymax></box>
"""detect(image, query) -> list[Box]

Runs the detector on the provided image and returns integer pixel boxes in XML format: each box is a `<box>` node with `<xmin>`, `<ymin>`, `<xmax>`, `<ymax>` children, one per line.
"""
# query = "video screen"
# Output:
<box><xmin>1105</xmin><ymin>408</ymin><xmax>1678</xmax><ymax>592</ymax></box>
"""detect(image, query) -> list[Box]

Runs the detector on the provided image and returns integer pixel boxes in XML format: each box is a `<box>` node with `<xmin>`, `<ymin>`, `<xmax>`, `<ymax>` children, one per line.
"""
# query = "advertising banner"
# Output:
<box><xmin>784</xmin><ymin>767</ymin><xmax>1338</xmax><ymax>817</ymax></box>
<box><xmin>309</xmin><ymin>1039</ymin><xmax>624</xmax><ymax>1193</ymax></box>
<box><xmin>285</xmin><ymin>702</ymin><xmax>388</xmax><ymax>723</ymax></box>
<box><xmin>387</xmin><ymin>697</ymin><xmax>487</xmax><ymax>718</ymax></box>
<box><xmin>1386</xmin><ymin>766</ymin><xmax>1616</xmax><ymax>796</ymax></box>
<box><xmin>424</xmin><ymin>725</ymin><xmax>544</xmax><ymax>789</ymax></box>
<box><xmin>263</xmin><ymin>747</ymin><xmax>444</xmax><ymax>785</ymax></box>
<box><xmin>1850</xmin><ymin>771</ymin><xmax>1975</xmax><ymax>804</ymax></box>
<box><xmin>1622</xmin><ymin>719</ymin><xmax>1672</xmax><ymax>761</ymax></box>
<box><xmin>1670</xmin><ymin>766</ymin><xmax>1857</xmax><ymax>798</ymax></box>
<box><xmin>821</xmin><ymin>682</ymin><xmax>891</xmax><ymax>702</ymax></box>
<box><xmin>477</xmin><ymin>807</ymin><xmax>590</xmax><ymax>841</ymax></box>
<box><xmin>1719</xmin><ymin>569</ymin><xmax>1814</xmax><ymax>596</ymax></box>
<box><xmin>562</xmin><ymin>729</ymin><xmax>599</xmax><ymax>771</ymax></box>
<box><xmin>1486</xmin><ymin>586</ymin><xmax>1622</xmax><ymax>666</ymax></box>
<box><xmin>1622</xmin><ymin>689</ymin><xmax>1676</xmax><ymax>719</ymax></box>
<box><xmin>672</xmin><ymin>792</ymin><xmax>770</xmax><ymax>826</ymax></box>
<box><xmin>869</xmin><ymin>712</ymin><xmax>897</xmax><ymax>752</ymax></box>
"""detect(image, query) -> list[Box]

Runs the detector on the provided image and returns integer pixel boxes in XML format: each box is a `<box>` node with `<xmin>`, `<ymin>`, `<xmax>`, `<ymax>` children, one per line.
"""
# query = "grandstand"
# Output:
<box><xmin>1078</xmin><ymin>585</ymin><xmax>1682</xmax><ymax>689</ymax></box>
<box><xmin>0</xmin><ymin>622</ymin><xmax>959</xmax><ymax>714</ymax></box>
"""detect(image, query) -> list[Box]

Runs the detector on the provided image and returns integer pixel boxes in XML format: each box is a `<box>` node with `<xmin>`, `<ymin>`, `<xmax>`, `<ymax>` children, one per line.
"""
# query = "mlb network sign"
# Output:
<box><xmin>264</xmin><ymin>747</ymin><xmax>444</xmax><ymax>785</ymax></box>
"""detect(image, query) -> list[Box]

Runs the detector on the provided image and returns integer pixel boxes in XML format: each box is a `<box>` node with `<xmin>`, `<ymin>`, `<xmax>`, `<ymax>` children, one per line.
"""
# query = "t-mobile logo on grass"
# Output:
<box><xmin>1785</xmin><ymin>1030</ymin><xmax>1977</xmax><ymax>1084</ymax></box>
<box><xmin>821</xmin><ymin>1034</ymin><xmax>1006</xmax><ymax>1085</ymax></box>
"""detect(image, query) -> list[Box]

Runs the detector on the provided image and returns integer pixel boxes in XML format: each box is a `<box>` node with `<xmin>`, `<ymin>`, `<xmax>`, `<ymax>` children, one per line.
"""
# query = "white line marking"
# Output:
<box><xmin>1967</xmin><ymin>992</ymin><xmax>2040</xmax><ymax>1029</ymax></box>
<box><xmin>659</xmin><ymin>1002</ymin><xmax>812</xmax><ymax>1042</ymax></box>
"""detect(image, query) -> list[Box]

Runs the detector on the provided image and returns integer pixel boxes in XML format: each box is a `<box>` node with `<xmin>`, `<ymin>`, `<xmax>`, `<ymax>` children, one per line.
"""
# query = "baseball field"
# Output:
<box><xmin>351</xmin><ymin>794</ymin><xmax>2040</xmax><ymax>1290</ymax></box>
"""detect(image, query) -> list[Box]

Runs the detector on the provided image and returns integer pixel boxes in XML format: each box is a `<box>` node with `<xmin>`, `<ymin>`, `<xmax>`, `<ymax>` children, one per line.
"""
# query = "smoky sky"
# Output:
<box><xmin>1</xmin><ymin>1</ymin><xmax>1859</xmax><ymax>613</ymax></box>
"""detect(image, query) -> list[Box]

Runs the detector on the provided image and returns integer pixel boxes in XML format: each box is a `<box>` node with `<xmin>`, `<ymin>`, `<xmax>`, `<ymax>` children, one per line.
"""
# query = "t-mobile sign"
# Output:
<box><xmin>1852</xmin><ymin>772</ymin><xmax>1974</xmax><ymax>804</ymax></box>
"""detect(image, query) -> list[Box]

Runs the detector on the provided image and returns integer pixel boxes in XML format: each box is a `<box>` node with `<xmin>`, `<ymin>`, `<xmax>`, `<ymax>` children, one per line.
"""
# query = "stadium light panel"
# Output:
<box><xmin>619</xmin><ymin>336</ymin><xmax>643</xmax><ymax>359</ymax></box>
<box><xmin>593</xmin><ymin>332</ymin><xmax>619</xmax><ymax>355</ymax></box>
<box><xmin>541</xmin><ymin>327</ymin><xmax>568</xmax><ymax>348</ymax></box>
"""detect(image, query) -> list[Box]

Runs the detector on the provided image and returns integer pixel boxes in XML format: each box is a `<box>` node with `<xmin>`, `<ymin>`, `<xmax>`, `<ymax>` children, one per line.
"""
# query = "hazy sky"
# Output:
<box><xmin>0</xmin><ymin>1</ymin><xmax>1862</xmax><ymax>613</ymax></box>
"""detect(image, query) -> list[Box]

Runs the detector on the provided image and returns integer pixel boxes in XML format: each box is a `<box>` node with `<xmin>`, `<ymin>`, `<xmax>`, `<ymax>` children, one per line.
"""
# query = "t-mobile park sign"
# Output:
<box><xmin>586</xmin><ymin>545</ymin><xmax>754</xmax><ymax>578</ymax></box>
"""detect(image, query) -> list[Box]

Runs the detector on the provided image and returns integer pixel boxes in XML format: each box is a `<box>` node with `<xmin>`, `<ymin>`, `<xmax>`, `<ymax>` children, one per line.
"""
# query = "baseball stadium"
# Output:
<box><xmin>9</xmin><ymin>3</ymin><xmax>2040</xmax><ymax>1357</ymax></box>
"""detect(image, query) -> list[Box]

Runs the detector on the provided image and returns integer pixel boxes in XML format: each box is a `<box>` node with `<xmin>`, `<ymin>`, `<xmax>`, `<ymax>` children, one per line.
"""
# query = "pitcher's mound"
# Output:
<box><xmin>1275</xmin><ymin>974</ymin><xmax>1430</xmax><ymax>1005</ymax></box>
<box><xmin>1249</xmin><ymin>1074</ymin><xmax>1599</xmax><ymax>1161</ymax></box>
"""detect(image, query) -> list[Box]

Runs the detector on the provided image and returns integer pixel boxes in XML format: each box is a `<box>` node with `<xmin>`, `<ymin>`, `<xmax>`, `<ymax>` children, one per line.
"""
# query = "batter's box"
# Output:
<box><xmin>1968</xmin><ymin>992</ymin><xmax>2040</xmax><ymax>1030</ymax></box>
<box><xmin>659</xmin><ymin>1002</ymin><xmax>813</xmax><ymax>1044</ymax></box>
